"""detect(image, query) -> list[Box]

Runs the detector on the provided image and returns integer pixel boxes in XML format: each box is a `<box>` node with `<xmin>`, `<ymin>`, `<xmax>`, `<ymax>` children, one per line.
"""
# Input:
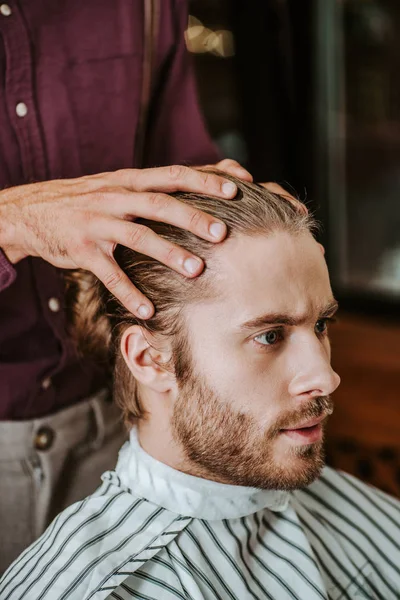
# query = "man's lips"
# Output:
<box><xmin>280</xmin><ymin>414</ymin><xmax>327</xmax><ymax>444</ymax></box>
<box><xmin>282</xmin><ymin>414</ymin><xmax>326</xmax><ymax>431</ymax></box>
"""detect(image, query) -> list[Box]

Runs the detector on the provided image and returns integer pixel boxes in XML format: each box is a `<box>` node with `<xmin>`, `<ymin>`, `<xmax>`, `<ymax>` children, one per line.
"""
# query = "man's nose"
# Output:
<box><xmin>288</xmin><ymin>343</ymin><xmax>341</xmax><ymax>399</ymax></box>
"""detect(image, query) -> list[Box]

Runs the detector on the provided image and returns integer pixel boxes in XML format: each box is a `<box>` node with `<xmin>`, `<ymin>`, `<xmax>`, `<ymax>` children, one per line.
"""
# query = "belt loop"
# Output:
<box><xmin>89</xmin><ymin>389</ymin><xmax>108</xmax><ymax>450</ymax></box>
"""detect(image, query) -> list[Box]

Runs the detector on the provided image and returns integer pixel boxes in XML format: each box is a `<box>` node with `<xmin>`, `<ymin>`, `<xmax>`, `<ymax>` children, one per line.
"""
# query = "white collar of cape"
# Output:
<box><xmin>49</xmin><ymin>428</ymin><xmax>289</xmax><ymax>600</ymax></box>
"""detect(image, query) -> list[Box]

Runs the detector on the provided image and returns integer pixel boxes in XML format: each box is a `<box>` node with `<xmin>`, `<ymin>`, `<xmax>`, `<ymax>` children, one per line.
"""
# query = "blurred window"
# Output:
<box><xmin>316</xmin><ymin>0</ymin><xmax>400</xmax><ymax>298</ymax></box>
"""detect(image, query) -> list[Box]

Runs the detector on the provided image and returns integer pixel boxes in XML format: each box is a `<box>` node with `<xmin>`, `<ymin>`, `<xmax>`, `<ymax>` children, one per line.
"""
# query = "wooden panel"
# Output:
<box><xmin>325</xmin><ymin>312</ymin><xmax>400</xmax><ymax>497</ymax></box>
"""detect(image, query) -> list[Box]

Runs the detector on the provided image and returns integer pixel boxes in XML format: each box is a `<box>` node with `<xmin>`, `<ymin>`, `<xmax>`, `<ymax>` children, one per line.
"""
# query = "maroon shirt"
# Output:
<box><xmin>0</xmin><ymin>0</ymin><xmax>219</xmax><ymax>420</ymax></box>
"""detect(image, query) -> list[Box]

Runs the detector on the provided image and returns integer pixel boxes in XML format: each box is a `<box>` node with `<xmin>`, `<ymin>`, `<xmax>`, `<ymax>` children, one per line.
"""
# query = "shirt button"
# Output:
<box><xmin>0</xmin><ymin>4</ymin><xmax>12</xmax><ymax>17</ymax></box>
<box><xmin>34</xmin><ymin>426</ymin><xmax>55</xmax><ymax>451</ymax></box>
<box><xmin>41</xmin><ymin>377</ymin><xmax>52</xmax><ymax>390</ymax></box>
<box><xmin>48</xmin><ymin>297</ymin><xmax>60</xmax><ymax>312</ymax></box>
<box><xmin>16</xmin><ymin>102</ymin><xmax>28</xmax><ymax>118</ymax></box>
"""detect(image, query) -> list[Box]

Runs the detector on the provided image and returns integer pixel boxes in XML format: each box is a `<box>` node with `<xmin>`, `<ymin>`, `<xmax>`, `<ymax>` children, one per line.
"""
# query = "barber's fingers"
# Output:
<box><xmin>202</xmin><ymin>159</ymin><xmax>253</xmax><ymax>182</ymax></box>
<box><xmin>102</xmin><ymin>190</ymin><xmax>227</xmax><ymax>243</ymax></box>
<box><xmin>260</xmin><ymin>182</ymin><xmax>308</xmax><ymax>214</ymax></box>
<box><xmin>91</xmin><ymin>213</ymin><xmax>209</xmax><ymax>281</ymax></box>
<box><xmin>89</xmin><ymin>255</ymin><xmax>155</xmax><ymax>319</ymax></box>
<box><xmin>105</xmin><ymin>219</ymin><xmax>205</xmax><ymax>277</ymax></box>
<box><xmin>88</xmin><ymin>214</ymin><xmax>207</xmax><ymax>319</ymax></box>
<box><xmin>108</xmin><ymin>165</ymin><xmax>238</xmax><ymax>198</ymax></box>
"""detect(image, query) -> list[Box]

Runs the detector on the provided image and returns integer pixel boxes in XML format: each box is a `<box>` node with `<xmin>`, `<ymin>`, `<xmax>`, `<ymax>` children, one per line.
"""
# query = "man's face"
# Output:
<box><xmin>171</xmin><ymin>230</ymin><xmax>340</xmax><ymax>490</ymax></box>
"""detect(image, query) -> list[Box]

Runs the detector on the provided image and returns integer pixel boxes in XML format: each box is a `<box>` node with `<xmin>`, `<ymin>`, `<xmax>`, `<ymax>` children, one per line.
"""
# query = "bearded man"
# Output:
<box><xmin>2</xmin><ymin>176</ymin><xmax>399</xmax><ymax>600</ymax></box>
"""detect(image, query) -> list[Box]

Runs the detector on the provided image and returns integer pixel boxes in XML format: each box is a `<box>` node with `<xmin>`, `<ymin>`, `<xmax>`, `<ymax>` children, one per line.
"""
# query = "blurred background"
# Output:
<box><xmin>186</xmin><ymin>0</ymin><xmax>400</xmax><ymax>496</ymax></box>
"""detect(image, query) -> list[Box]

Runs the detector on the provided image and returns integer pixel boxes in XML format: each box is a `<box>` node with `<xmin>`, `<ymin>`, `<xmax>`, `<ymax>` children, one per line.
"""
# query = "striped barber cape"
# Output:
<box><xmin>1</xmin><ymin>429</ymin><xmax>399</xmax><ymax>600</ymax></box>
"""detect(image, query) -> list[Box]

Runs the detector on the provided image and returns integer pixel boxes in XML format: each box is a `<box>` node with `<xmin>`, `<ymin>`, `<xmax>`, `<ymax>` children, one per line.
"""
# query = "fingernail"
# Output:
<box><xmin>237</xmin><ymin>168</ymin><xmax>252</xmax><ymax>179</ymax></box>
<box><xmin>138</xmin><ymin>304</ymin><xmax>151</xmax><ymax>318</ymax></box>
<box><xmin>183</xmin><ymin>257</ymin><xmax>202</xmax><ymax>275</ymax></box>
<box><xmin>209</xmin><ymin>222</ymin><xmax>226</xmax><ymax>239</ymax></box>
<box><xmin>222</xmin><ymin>182</ymin><xmax>237</xmax><ymax>197</ymax></box>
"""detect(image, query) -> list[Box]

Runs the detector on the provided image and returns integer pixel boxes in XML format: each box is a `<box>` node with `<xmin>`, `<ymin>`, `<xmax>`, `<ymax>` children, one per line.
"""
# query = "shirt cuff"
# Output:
<box><xmin>0</xmin><ymin>248</ymin><xmax>16</xmax><ymax>291</ymax></box>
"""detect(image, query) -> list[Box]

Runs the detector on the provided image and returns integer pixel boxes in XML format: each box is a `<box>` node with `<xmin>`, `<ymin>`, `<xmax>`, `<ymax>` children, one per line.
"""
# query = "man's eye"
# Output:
<box><xmin>255</xmin><ymin>329</ymin><xmax>281</xmax><ymax>346</ymax></box>
<box><xmin>315</xmin><ymin>319</ymin><xmax>329</xmax><ymax>335</ymax></box>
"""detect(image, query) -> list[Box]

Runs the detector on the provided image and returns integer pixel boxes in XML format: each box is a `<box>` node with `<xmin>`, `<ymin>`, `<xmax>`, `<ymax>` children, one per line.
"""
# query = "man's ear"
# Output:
<box><xmin>120</xmin><ymin>325</ymin><xmax>175</xmax><ymax>393</ymax></box>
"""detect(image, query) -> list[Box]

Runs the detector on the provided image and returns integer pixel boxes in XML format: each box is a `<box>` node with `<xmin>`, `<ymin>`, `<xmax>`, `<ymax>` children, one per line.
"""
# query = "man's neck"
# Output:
<box><xmin>137</xmin><ymin>419</ymin><xmax>187</xmax><ymax>472</ymax></box>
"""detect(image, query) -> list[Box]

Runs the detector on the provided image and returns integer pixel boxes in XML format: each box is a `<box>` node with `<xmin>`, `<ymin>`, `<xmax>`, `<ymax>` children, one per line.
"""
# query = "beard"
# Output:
<box><xmin>171</xmin><ymin>362</ymin><xmax>333</xmax><ymax>491</ymax></box>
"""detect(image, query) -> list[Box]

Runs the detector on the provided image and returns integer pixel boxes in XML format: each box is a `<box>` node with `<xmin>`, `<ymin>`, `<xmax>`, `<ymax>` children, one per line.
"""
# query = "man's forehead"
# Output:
<box><xmin>203</xmin><ymin>231</ymin><xmax>334</xmax><ymax>323</ymax></box>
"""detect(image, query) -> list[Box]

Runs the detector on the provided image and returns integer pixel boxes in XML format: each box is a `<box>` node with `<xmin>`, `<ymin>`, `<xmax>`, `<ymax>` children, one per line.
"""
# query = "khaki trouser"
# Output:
<box><xmin>0</xmin><ymin>389</ymin><xmax>127</xmax><ymax>574</ymax></box>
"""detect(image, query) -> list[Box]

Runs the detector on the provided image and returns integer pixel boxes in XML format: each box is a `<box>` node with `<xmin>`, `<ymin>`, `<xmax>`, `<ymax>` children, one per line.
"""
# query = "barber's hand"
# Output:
<box><xmin>202</xmin><ymin>159</ymin><xmax>308</xmax><ymax>214</ymax></box>
<box><xmin>0</xmin><ymin>166</ymin><xmax>240</xmax><ymax>318</ymax></box>
<box><xmin>260</xmin><ymin>182</ymin><xmax>308</xmax><ymax>215</ymax></box>
<box><xmin>203</xmin><ymin>158</ymin><xmax>253</xmax><ymax>182</ymax></box>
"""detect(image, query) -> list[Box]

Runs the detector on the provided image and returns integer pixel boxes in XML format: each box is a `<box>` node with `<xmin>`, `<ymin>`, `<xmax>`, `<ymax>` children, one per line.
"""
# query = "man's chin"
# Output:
<box><xmin>266</xmin><ymin>444</ymin><xmax>326</xmax><ymax>491</ymax></box>
<box><xmin>238</xmin><ymin>441</ymin><xmax>326</xmax><ymax>491</ymax></box>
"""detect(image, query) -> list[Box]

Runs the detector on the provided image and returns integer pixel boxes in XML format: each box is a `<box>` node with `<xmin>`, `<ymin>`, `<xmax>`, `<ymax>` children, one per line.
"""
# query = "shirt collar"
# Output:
<box><xmin>115</xmin><ymin>428</ymin><xmax>289</xmax><ymax>520</ymax></box>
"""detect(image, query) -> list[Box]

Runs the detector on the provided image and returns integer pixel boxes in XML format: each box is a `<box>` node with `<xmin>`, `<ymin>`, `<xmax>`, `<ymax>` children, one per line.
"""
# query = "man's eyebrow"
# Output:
<box><xmin>319</xmin><ymin>300</ymin><xmax>339</xmax><ymax>318</ymax></box>
<box><xmin>237</xmin><ymin>300</ymin><xmax>339</xmax><ymax>332</ymax></box>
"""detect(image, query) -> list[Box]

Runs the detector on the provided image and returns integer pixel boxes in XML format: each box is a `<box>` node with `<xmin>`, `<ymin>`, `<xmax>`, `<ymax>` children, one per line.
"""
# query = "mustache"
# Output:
<box><xmin>272</xmin><ymin>395</ymin><xmax>334</xmax><ymax>434</ymax></box>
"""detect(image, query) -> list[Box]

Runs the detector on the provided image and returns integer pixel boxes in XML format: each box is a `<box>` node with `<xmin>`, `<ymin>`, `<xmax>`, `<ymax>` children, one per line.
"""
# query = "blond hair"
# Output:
<box><xmin>66</xmin><ymin>174</ymin><xmax>316</xmax><ymax>425</ymax></box>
